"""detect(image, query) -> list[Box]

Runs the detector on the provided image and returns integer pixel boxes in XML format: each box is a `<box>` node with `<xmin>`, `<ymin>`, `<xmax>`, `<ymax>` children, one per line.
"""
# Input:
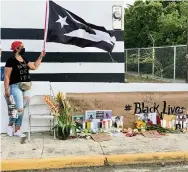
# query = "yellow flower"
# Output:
<box><xmin>57</xmin><ymin>92</ymin><xmax>65</xmax><ymax>102</ymax></box>
<box><xmin>136</xmin><ymin>120</ymin><xmax>146</xmax><ymax>129</ymax></box>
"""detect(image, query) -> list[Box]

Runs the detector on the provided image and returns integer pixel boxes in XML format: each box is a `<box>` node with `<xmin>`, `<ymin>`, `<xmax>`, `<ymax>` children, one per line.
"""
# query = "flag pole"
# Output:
<box><xmin>43</xmin><ymin>0</ymin><xmax>49</xmax><ymax>51</ymax></box>
<box><xmin>108</xmin><ymin>52</ymin><xmax>117</xmax><ymax>63</ymax></box>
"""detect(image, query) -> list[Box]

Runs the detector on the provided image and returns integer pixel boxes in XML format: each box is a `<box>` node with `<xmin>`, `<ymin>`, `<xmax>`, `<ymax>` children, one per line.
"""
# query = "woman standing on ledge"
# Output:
<box><xmin>4</xmin><ymin>41</ymin><xmax>46</xmax><ymax>137</ymax></box>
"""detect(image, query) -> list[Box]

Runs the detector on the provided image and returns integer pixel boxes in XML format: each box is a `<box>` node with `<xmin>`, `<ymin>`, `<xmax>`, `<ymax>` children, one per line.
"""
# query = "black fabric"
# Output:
<box><xmin>19</xmin><ymin>48</ymin><xmax>25</xmax><ymax>56</ymax></box>
<box><xmin>1</xmin><ymin>28</ymin><xmax>124</xmax><ymax>41</ymax></box>
<box><xmin>1</xmin><ymin>52</ymin><xmax>124</xmax><ymax>63</ymax></box>
<box><xmin>5</xmin><ymin>57</ymin><xmax>31</xmax><ymax>85</ymax></box>
<box><xmin>47</xmin><ymin>0</ymin><xmax>115</xmax><ymax>52</ymax></box>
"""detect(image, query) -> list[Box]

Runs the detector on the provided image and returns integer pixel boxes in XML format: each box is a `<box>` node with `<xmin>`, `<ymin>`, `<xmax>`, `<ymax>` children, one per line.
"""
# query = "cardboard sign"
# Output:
<box><xmin>67</xmin><ymin>92</ymin><xmax>188</xmax><ymax>116</ymax></box>
<box><xmin>163</xmin><ymin>114</ymin><xmax>176</xmax><ymax>121</ymax></box>
<box><xmin>142</xmin><ymin>130</ymin><xmax>161</xmax><ymax>138</ymax></box>
<box><xmin>123</xmin><ymin>114</ymin><xmax>138</xmax><ymax>129</ymax></box>
<box><xmin>91</xmin><ymin>133</ymin><xmax>112</xmax><ymax>142</ymax></box>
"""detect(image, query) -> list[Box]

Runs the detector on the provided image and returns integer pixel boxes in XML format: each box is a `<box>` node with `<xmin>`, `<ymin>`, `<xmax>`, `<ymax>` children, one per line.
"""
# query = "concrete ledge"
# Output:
<box><xmin>1</xmin><ymin>155</ymin><xmax>105</xmax><ymax>171</ymax></box>
<box><xmin>1</xmin><ymin>152</ymin><xmax>188</xmax><ymax>171</ymax></box>
<box><xmin>106</xmin><ymin>152</ymin><xmax>188</xmax><ymax>165</ymax></box>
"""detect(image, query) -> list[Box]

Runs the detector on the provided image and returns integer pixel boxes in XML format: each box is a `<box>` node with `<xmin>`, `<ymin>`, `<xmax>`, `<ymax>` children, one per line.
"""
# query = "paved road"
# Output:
<box><xmin>8</xmin><ymin>164</ymin><xmax>188</xmax><ymax>172</ymax></box>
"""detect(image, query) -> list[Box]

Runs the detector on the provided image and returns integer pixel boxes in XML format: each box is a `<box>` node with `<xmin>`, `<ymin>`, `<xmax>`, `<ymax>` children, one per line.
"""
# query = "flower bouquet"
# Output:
<box><xmin>44</xmin><ymin>92</ymin><xmax>76</xmax><ymax>140</ymax></box>
<box><xmin>135</xmin><ymin>119</ymin><xmax>146</xmax><ymax>131</ymax></box>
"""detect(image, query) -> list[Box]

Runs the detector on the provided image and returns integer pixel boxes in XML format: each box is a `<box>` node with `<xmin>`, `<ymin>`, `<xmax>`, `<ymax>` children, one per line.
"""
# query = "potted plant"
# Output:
<box><xmin>44</xmin><ymin>92</ymin><xmax>76</xmax><ymax>140</ymax></box>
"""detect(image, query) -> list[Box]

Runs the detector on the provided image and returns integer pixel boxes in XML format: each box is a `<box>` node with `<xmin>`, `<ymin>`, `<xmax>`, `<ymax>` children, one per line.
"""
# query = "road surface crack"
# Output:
<box><xmin>41</xmin><ymin>134</ymin><xmax>44</xmax><ymax>157</ymax></box>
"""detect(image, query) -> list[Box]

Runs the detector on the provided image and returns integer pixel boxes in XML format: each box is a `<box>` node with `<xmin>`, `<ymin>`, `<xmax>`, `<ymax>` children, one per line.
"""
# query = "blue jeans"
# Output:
<box><xmin>9</xmin><ymin>84</ymin><xmax>30</xmax><ymax>126</ymax></box>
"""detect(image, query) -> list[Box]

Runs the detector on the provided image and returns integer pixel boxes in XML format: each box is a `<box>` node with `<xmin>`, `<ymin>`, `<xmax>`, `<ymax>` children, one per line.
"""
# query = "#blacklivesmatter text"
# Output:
<box><xmin>134</xmin><ymin>101</ymin><xmax>184</xmax><ymax>114</ymax></box>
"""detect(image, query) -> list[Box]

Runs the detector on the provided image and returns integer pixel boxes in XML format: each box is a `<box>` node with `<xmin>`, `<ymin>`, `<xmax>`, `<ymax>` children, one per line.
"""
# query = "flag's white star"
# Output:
<box><xmin>56</xmin><ymin>15</ymin><xmax>68</xmax><ymax>28</ymax></box>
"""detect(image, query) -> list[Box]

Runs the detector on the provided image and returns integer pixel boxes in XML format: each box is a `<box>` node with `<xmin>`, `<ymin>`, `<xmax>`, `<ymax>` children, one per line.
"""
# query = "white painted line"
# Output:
<box><xmin>1</xmin><ymin>40</ymin><xmax>124</xmax><ymax>53</ymax></box>
<box><xmin>1</xmin><ymin>63</ymin><xmax>125</xmax><ymax>73</ymax></box>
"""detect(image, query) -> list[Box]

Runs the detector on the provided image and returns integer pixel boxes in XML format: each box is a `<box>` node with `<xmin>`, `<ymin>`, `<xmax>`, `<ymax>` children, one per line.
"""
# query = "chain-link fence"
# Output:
<box><xmin>125</xmin><ymin>45</ymin><xmax>187</xmax><ymax>82</ymax></box>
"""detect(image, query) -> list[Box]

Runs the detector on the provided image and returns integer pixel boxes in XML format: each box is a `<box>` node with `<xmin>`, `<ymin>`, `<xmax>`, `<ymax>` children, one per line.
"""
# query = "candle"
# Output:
<box><xmin>90</xmin><ymin>121</ymin><xmax>94</xmax><ymax>131</ymax></box>
<box><xmin>183</xmin><ymin>121</ymin><xmax>187</xmax><ymax>129</ymax></box>
<box><xmin>160</xmin><ymin>120</ymin><xmax>163</xmax><ymax>127</ymax></box>
<box><xmin>163</xmin><ymin>120</ymin><xmax>166</xmax><ymax>128</ymax></box>
<box><xmin>87</xmin><ymin>121</ymin><xmax>91</xmax><ymax>129</ymax></box>
<box><xmin>108</xmin><ymin>120</ymin><xmax>111</xmax><ymax>128</ymax></box>
<box><xmin>83</xmin><ymin>122</ymin><xmax>86</xmax><ymax>130</ymax></box>
<box><xmin>102</xmin><ymin>120</ymin><xmax>106</xmax><ymax>129</ymax></box>
<box><xmin>172</xmin><ymin>120</ymin><xmax>175</xmax><ymax>128</ymax></box>
<box><xmin>180</xmin><ymin>121</ymin><xmax>183</xmax><ymax>129</ymax></box>
<box><xmin>105</xmin><ymin>120</ymin><xmax>108</xmax><ymax>129</ymax></box>
<box><xmin>168</xmin><ymin>121</ymin><xmax>172</xmax><ymax>129</ymax></box>
<box><xmin>117</xmin><ymin>121</ymin><xmax>120</xmax><ymax>128</ymax></box>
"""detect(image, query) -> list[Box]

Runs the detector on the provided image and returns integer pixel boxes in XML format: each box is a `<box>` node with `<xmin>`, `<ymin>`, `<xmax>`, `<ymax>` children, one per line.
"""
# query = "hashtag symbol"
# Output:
<box><xmin>124</xmin><ymin>104</ymin><xmax>132</xmax><ymax>111</ymax></box>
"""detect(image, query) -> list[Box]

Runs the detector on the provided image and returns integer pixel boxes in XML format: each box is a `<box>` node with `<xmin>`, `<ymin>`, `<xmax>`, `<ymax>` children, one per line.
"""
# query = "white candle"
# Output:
<box><xmin>110</xmin><ymin>119</ymin><xmax>112</xmax><ymax>128</ymax></box>
<box><xmin>163</xmin><ymin>120</ymin><xmax>166</xmax><ymax>128</ymax></box>
<box><xmin>83</xmin><ymin>122</ymin><xmax>86</xmax><ymax>130</ymax></box>
<box><xmin>90</xmin><ymin>121</ymin><xmax>94</xmax><ymax>131</ymax></box>
<box><xmin>183</xmin><ymin>121</ymin><xmax>187</xmax><ymax>129</ymax></box>
<box><xmin>105</xmin><ymin>120</ymin><xmax>108</xmax><ymax>129</ymax></box>
<box><xmin>180</xmin><ymin>121</ymin><xmax>183</xmax><ymax>129</ymax></box>
<box><xmin>117</xmin><ymin>121</ymin><xmax>120</xmax><ymax>128</ymax></box>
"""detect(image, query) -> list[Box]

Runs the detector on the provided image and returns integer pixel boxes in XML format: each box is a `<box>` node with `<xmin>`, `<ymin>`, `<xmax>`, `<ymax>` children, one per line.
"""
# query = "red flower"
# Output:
<box><xmin>147</xmin><ymin>120</ymin><xmax>153</xmax><ymax>126</ymax></box>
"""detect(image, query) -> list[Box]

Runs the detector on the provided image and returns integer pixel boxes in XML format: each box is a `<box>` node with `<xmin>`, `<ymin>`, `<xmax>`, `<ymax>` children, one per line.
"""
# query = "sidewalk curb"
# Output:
<box><xmin>1</xmin><ymin>152</ymin><xmax>188</xmax><ymax>171</ymax></box>
<box><xmin>106</xmin><ymin>152</ymin><xmax>188</xmax><ymax>165</ymax></box>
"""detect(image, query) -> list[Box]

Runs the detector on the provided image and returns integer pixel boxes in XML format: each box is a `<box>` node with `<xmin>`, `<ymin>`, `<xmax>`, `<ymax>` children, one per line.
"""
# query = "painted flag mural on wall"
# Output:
<box><xmin>46</xmin><ymin>1</ymin><xmax>116</xmax><ymax>52</ymax></box>
<box><xmin>1</xmin><ymin>0</ymin><xmax>124</xmax><ymax>83</ymax></box>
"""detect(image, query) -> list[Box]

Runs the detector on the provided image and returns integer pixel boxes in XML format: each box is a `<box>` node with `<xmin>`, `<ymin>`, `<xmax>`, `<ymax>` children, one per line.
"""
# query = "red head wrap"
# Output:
<box><xmin>11</xmin><ymin>41</ymin><xmax>23</xmax><ymax>51</ymax></box>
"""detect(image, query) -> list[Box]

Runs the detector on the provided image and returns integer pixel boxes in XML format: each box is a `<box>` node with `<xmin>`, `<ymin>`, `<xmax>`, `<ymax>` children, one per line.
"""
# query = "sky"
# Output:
<box><xmin>124</xmin><ymin>0</ymin><xmax>135</xmax><ymax>8</ymax></box>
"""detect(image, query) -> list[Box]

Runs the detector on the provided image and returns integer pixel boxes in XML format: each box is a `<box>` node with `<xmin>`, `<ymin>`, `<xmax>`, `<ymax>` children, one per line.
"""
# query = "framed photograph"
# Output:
<box><xmin>104</xmin><ymin>110</ymin><xmax>112</xmax><ymax>119</ymax></box>
<box><xmin>112</xmin><ymin>116</ymin><xmax>124</xmax><ymax>128</ymax></box>
<box><xmin>72</xmin><ymin>115</ymin><xmax>85</xmax><ymax>129</ymax></box>
<box><xmin>96</xmin><ymin>111</ymin><xmax>104</xmax><ymax>119</ymax></box>
<box><xmin>135</xmin><ymin>113</ymin><xmax>157</xmax><ymax>124</ymax></box>
<box><xmin>85</xmin><ymin>110</ymin><xmax>97</xmax><ymax>120</ymax></box>
<box><xmin>85</xmin><ymin>110</ymin><xmax>113</xmax><ymax>120</ymax></box>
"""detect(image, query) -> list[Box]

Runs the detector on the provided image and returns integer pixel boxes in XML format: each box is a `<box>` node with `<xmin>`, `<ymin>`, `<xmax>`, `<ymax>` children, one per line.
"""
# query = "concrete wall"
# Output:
<box><xmin>1</xmin><ymin>0</ymin><xmax>125</xmax><ymax>83</ymax></box>
<box><xmin>1</xmin><ymin>82</ymin><xmax>188</xmax><ymax>133</ymax></box>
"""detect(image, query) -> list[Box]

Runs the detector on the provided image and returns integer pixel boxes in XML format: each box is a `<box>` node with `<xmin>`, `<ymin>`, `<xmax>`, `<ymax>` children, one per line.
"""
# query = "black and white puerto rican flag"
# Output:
<box><xmin>46</xmin><ymin>1</ymin><xmax>116</xmax><ymax>52</ymax></box>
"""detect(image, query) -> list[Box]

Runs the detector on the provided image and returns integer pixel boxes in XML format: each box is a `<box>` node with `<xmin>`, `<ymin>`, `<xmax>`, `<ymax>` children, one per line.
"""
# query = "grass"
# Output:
<box><xmin>125</xmin><ymin>74</ymin><xmax>167</xmax><ymax>83</ymax></box>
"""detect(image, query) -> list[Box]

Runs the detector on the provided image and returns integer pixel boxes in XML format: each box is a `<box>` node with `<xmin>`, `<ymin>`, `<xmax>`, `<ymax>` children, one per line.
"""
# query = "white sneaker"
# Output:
<box><xmin>14</xmin><ymin>130</ymin><xmax>26</xmax><ymax>137</ymax></box>
<box><xmin>7</xmin><ymin>126</ymin><xmax>13</xmax><ymax>137</ymax></box>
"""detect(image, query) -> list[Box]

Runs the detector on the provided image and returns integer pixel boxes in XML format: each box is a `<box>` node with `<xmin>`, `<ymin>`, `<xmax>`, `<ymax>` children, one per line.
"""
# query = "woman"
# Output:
<box><xmin>4</xmin><ymin>41</ymin><xmax>46</xmax><ymax>137</ymax></box>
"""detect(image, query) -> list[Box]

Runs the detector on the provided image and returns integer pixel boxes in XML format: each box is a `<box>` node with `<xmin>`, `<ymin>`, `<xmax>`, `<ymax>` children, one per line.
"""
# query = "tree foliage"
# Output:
<box><xmin>124</xmin><ymin>0</ymin><xmax>188</xmax><ymax>48</ymax></box>
<box><xmin>124</xmin><ymin>0</ymin><xmax>188</xmax><ymax>80</ymax></box>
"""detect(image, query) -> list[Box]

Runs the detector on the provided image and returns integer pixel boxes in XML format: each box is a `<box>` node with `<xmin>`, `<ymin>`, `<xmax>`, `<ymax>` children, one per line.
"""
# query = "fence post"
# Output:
<box><xmin>138</xmin><ymin>48</ymin><xmax>140</xmax><ymax>75</ymax></box>
<box><xmin>173</xmin><ymin>46</ymin><xmax>176</xmax><ymax>82</ymax></box>
<box><xmin>125</xmin><ymin>49</ymin><xmax>128</xmax><ymax>73</ymax></box>
<box><xmin>152</xmin><ymin>46</ymin><xmax>155</xmax><ymax>77</ymax></box>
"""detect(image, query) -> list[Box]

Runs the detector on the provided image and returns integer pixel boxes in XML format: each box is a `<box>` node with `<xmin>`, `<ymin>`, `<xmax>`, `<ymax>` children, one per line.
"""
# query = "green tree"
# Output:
<box><xmin>125</xmin><ymin>1</ymin><xmax>163</xmax><ymax>48</ymax></box>
<box><xmin>124</xmin><ymin>0</ymin><xmax>187</xmax><ymax>48</ymax></box>
<box><xmin>124</xmin><ymin>0</ymin><xmax>188</xmax><ymax>80</ymax></box>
